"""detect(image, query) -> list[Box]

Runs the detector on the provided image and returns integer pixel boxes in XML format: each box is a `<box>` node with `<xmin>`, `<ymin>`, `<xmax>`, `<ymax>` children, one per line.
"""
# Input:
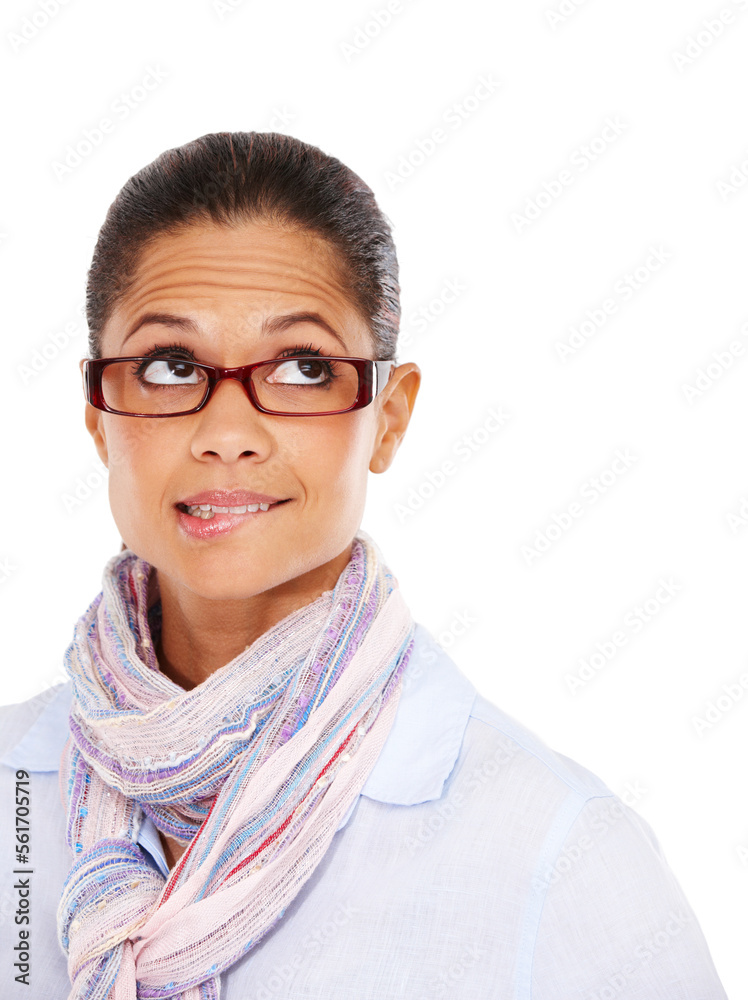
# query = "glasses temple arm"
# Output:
<box><xmin>374</xmin><ymin>360</ymin><xmax>396</xmax><ymax>396</ymax></box>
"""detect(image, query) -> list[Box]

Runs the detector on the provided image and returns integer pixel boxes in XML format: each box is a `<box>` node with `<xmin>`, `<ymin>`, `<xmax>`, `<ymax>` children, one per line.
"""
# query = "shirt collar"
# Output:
<box><xmin>1</xmin><ymin>624</ymin><xmax>477</xmax><ymax>813</ymax></box>
<box><xmin>358</xmin><ymin>623</ymin><xmax>477</xmax><ymax>806</ymax></box>
<box><xmin>2</xmin><ymin>681</ymin><xmax>73</xmax><ymax>772</ymax></box>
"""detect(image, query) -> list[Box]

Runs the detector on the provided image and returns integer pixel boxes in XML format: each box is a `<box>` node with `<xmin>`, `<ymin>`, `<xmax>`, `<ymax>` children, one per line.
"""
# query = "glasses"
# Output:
<box><xmin>81</xmin><ymin>355</ymin><xmax>396</xmax><ymax>417</ymax></box>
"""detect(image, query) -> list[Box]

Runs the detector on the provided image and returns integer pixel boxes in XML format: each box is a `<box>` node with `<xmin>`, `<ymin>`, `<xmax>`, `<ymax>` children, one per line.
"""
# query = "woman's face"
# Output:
<box><xmin>84</xmin><ymin>219</ymin><xmax>419</xmax><ymax>603</ymax></box>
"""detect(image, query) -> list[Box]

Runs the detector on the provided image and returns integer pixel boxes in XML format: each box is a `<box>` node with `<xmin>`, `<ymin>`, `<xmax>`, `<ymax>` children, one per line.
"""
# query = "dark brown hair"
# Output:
<box><xmin>85</xmin><ymin>131</ymin><xmax>400</xmax><ymax>360</ymax></box>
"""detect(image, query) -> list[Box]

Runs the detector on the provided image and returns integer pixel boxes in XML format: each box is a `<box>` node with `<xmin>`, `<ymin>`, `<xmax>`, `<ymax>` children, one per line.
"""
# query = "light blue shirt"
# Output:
<box><xmin>0</xmin><ymin>625</ymin><xmax>728</xmax><ymax>998</ymax></box>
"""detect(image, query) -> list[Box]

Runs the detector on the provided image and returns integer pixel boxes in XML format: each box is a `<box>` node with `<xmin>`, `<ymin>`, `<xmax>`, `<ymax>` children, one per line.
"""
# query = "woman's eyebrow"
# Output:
<box><xmin>122</xmin><ymin>313</ymin><xmax>198</xmax><ymax>347</ymax></box>
<box><xmin>121</xmin><ymin>311</ymin><xmax>348</xmax><ymax>350</ymax></box>
<box><xmin>265</xmin><ymin>311</ymin><xmax>348</xmax><ymax>350</ymax></box>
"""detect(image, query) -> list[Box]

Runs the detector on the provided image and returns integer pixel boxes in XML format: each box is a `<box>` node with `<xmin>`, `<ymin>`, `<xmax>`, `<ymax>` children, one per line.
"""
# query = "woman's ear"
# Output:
<box><xmin>369</xmin><ymin>362</ymin><xmax>421</xmax><ymax>474</ymax></box>
<box><xmin>81</xmin><ymin>359</ymin><xmax>109</xmax><ymax>467</ymax></box>
<box><xmin>84</xmin><ymin>402</ymin><xmax>109</xmax><ymax>467</ymax></box>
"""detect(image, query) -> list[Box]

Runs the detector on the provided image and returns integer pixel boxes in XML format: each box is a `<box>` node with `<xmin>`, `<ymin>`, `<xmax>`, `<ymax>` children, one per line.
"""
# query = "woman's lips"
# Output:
<box><xmin>178</xmin><ymin>489</ymin><xmax>282</xmax><ymax>507</ymax></box>
<box><xmin>175</xmin><ymin>498</ymin><xmax>290</xmax><ymax>539</ymax></box>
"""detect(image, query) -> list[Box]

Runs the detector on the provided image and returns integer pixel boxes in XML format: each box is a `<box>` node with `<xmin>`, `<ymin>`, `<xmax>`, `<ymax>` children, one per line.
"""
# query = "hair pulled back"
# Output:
<box><xmin>86</xmin><ymin>131</ymin><xmax>400</xmax><ymax>360</ymax></box>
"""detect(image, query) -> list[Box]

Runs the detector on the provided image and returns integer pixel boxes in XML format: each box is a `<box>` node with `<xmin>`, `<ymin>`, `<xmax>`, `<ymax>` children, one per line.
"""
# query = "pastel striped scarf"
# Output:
<box><xmin>57</xmin><ymin>532</ymin><xmax>414</xmax><ymax>999</ymax></box>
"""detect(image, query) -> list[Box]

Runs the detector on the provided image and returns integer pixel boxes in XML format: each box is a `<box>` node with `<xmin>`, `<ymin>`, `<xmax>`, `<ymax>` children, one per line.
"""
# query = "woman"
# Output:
<box><xmin>0</xmin><ymin>132</ymin><xmax>727</xmax><ymax>998</ymax></box>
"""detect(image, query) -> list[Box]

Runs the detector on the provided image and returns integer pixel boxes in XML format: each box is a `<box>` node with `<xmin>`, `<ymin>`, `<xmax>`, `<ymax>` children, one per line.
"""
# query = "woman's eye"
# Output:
<box><xmin>268</xmin><ymin>358</ymin><xmax>329</xmax><ymax>384</ymax></box>
<box><xmin>140</xmin><ymin>359</ymin><xmax>200</xmax><ymax>384</ymax></box>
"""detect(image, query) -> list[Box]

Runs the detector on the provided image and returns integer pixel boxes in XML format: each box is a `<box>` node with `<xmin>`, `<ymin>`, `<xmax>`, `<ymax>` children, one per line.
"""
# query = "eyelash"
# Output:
<box><xmin>140</xmin><ymin>340</ymin><xmax>193</xmax><ymax>361</ymax></box>
<box><xmin>139</xmin><ymin>340</ymin><xmax>332</xmax><ymax>362</ymax></box>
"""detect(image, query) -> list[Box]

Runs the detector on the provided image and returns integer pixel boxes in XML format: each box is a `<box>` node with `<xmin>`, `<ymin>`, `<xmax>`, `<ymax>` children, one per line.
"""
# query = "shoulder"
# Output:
<box><xmin>464</xmin><ymin>690</ymin><xmax>614</xmax><ymax>801</ymax></box>
<box><xmin>433</xmin><ymin>686</ymin><xmax>622</xmax><ymax>870</ymax></box>
<box><xmin>387</xmin><ymin>625</ymin><xmax>624</xmax><ymax>874</ymax></box>
<box><xmin>402</xmin><ymin>658</ymin><xmax>727</xmax><ymax>994</ymax></box>
<box><xmin>405</xmin><ymin>623</ymin><xmax>614</xmax><ymax>807</ymax></box>
<box><xmin>454</xmin><ymin>690</ymin><xmax>661</xmax><ymax>881</ymax></box>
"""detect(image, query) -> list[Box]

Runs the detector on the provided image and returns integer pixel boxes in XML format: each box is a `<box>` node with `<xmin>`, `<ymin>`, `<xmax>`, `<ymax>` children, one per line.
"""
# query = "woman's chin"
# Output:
<box><xmin>162</xmin><ymin>564</ymin><xmax>288</xmax><ymax>604</ymax></box>
<box><xmin>150</xmin><ymin>548</ymin><xmax>313</xmax><ymax>605</ymax></box>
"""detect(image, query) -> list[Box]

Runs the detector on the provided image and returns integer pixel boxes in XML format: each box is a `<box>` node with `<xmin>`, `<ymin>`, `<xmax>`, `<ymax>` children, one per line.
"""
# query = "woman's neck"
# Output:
<box><xmin>152</xmin><ymin>546</ymin><xmax>352</xmax><ymax>690</ymax></box>
<box><xmin>159</xmin><ymin>831</ymin><xmax>187</xmax><ymax>870</ymax></box>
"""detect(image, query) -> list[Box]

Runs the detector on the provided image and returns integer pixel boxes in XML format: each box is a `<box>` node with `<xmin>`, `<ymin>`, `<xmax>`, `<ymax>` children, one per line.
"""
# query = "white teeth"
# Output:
<box><xmin>184</xmin><ymin>501</ymin><xmax>276</xmax><ymax>519</ymax></box>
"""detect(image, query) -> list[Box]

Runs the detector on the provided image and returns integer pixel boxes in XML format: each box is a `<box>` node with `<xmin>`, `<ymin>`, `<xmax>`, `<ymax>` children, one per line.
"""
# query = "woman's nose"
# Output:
<box><xmin>188</xmin><ymin>376</ymin><xmax>273</xmax><ymax>462</ymax></box>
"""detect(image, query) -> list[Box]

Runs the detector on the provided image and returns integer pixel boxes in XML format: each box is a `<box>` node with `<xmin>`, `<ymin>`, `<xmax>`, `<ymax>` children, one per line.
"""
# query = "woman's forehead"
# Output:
<box><xmin>131</xmin><ymin>219</ymin><xmax>348</xmax><ymax>290</ymax></box>
<box><xmin>101</xmin><ymin>220</ymin><xmax>372</xmax><ymax>355</ymax></box>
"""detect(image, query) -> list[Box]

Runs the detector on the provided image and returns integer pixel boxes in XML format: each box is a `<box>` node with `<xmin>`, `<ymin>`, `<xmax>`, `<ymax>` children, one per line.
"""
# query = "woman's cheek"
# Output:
<box><xmin>104</xmin><ymin>428</ymin><xmax>167</xmax><ymax>539</ymax></box>
<box><xmin>326</xmin><ymin>434</ymin><xmax>371</xmax><ymax>497</ymax></box>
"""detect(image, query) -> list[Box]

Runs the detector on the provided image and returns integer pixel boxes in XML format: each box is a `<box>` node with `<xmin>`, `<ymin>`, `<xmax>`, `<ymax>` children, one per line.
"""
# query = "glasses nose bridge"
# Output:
<box><xmin>209</xmin><ymin>363</ymin><xmax>257</xmax><ymax>408</ymax></box>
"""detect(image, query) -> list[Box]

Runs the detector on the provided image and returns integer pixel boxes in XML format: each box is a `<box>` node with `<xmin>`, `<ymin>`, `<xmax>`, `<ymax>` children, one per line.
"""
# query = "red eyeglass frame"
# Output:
<box><xmin>81</xmin><ymin>356</ymin><xmax>396</xmax><ymax>417</ymax></box>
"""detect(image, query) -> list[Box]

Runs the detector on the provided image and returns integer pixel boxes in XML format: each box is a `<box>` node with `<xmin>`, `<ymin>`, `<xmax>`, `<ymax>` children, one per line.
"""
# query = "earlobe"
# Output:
<box><xmin>84</xmin><ymin>403</ymin><xmax>109</xmax><ymax>468</ymax></box>
<box><xmin>369</xmin><ymin>363</ymin><xmax>421</xmax><ymax>474</ymax></box>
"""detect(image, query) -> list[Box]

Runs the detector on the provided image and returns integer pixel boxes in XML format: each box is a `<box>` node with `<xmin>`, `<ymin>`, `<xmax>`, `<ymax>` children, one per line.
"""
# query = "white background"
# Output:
<box><xmin>1</xmin><ymin>0</ymin><xmax>746</xmax><ymax>993</ymax></box>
